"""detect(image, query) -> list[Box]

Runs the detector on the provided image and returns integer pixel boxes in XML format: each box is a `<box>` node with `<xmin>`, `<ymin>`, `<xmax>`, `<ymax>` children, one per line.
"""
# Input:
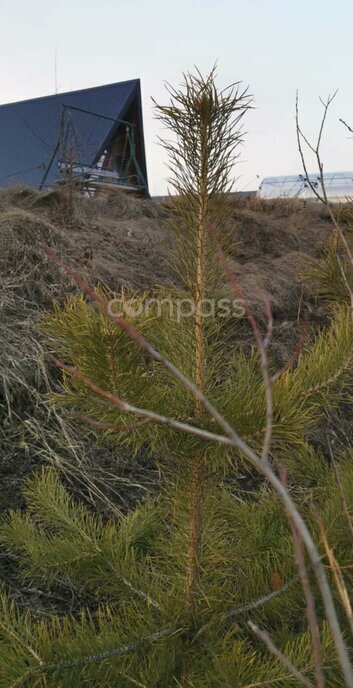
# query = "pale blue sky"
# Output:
<box><xmin>1</xmin><ymin>0</ymin><xmax>353</xmax><ymax>194</ymax></box>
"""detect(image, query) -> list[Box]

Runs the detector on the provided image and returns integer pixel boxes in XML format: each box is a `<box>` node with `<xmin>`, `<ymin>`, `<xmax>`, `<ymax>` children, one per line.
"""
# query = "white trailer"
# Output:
<box><xmin>257</xmin><ymin>171</ymin><xmax>353</xmax><ymax>201</ymax></box>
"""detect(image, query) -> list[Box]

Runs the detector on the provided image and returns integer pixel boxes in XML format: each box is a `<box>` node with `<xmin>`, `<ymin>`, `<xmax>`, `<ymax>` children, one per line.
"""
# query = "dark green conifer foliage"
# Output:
<box><xmin>1</xmin><ymin>69</ymin><xmax>353</xmax><ymax>687</ymax></box>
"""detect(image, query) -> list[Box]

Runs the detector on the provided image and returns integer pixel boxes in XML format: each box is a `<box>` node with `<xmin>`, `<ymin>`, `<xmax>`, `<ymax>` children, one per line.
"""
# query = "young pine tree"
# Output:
<box><xmin>1</xmin><ymin>69</ymin><xmax>353</xmax><ymax>687</ymax></box>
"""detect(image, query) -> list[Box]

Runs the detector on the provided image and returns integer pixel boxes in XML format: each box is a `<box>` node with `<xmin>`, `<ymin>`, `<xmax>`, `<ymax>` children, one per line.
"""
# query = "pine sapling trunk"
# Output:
<box><xmin>185</xmin><ymin>104</ymin><xmax>208</xmax><ymax>620</ymax></box>
<box><xmin>185</xmin><ymin>452</ymin><xmax>205</xmax><ymax>619</ymax></box>
<box><xmin>153</xmin><ymin>69</ymin><xmax>252</xmax><ymax>682</ymax></box>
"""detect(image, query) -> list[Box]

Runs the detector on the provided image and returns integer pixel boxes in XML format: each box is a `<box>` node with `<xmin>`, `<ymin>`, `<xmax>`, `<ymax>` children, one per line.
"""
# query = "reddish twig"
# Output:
<box><xmin>272</xmin><ymin>318</ymin><xmax>310</xmax><ymax>382</ymax></box>
<box><xmin>207</xmin><ymin>224</ymin><xmax>273</xmax><ymax>462</ymax></box>
<box><xmin>326</xmin><ymin>432</ymin><xmax>353</xmax><ymax>541</ymax></box>
<box><xmin>263</xmin><ymin>298</ymin><xmax>273</xmax><ymax>351</ymax></box>
<box><xmin>280</xmin><ymin>466</ymin><xmax>325</xmax><ymax>687</ymax></box>
<box><xmin>291</xmin><ymin>527</ymin><xmax>325</xmax><ymax>687</ymax></box>
<box><xmin>319</xmin><ymin>520</ymin><xmax>353</xmax><ymax>634</ymax></box>
<box><xmin>52</xmin><ymin>356</ymin><xmax>237</xmax><ymax>447</ymax></box>
<box><xmin>68</xmin><ymin>412</ymin><xmax>152</xmax><ymax>433</ymax></box>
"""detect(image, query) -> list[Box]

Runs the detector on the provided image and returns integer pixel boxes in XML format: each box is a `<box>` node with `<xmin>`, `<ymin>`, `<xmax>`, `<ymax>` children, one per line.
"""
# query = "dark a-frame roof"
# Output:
<box><xmin>0</xmin><ymin>79</ymin><xmax>148</xmax><ymax>192</ymax></box>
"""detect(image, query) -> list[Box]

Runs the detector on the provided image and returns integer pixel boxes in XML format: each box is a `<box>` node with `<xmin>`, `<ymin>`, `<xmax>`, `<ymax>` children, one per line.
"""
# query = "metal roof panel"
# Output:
<box><xmin>0</xmin><ymin>80</ymin><xmax>141</xmax><ymax>188</ymax></box>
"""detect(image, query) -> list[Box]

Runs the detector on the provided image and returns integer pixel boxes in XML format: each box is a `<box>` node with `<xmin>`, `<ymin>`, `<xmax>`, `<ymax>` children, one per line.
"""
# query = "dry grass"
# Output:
<box><xmin>0</xmin><ymin>187</ymin><xmax>167</xmax><ymax>515</ymax></box>
<box><xmin>0</xmin><ymin>187</ymin><xmax>347</xmax><ymax>514</ymax></box>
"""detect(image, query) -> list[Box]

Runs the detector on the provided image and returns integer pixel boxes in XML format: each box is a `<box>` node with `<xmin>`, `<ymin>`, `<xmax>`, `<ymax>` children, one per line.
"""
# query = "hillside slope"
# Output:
<box><xmin>0</xmin><ymin>188</ymin><xmax>338</xmax><ymax>515</ymax></box>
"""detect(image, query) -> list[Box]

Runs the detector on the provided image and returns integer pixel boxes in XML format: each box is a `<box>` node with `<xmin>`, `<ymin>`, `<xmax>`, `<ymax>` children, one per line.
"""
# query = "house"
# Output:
<box><xmin>0</xmin><ymin>79</ymin><xmax>149</xmax><ymax>195</ymax></box>
<box><xmin>258</xmin><ymin>172</ymin><xmax>353</xmax><ymax>201</ymax></box>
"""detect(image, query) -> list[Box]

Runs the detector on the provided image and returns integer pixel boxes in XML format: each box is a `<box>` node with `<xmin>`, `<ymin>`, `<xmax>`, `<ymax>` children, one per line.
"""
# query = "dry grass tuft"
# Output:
<box><xmin>0</xmin><ymin>187</ymin><xmax>166</xmax><ymax>515</ymax></box>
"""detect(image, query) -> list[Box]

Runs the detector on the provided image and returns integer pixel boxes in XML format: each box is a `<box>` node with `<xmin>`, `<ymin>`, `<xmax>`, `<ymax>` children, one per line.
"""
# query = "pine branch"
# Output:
<box><xmin>228</xmin><ymin>575</ymin><xmax>299</xmax><ymax>618</ymax></box>
<box><xmin>305</xmin><ymin>352</ymin><xmax>353</xmax><ymax>397</ymax></box>
<box><xmin>42</xmin><ymin>627</ymin><xmax>179</xmax><ymax>673</ymax></box>
<box><xmin>248</xmin><ymin>621</ymin><xmax>315</xmax><ymax>688</ymax></box>
<box><xmin>51</xmin><ymin>356</ymin><xmax>236</xmax><ymax>447</ymax></box>
<box><xmin>196</xmin><ymin>576</ymin><xmax>300</xmax><ymax>639</ymax></box>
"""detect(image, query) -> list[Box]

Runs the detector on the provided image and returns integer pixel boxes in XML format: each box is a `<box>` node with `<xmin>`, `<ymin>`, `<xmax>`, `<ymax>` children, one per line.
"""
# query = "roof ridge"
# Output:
<box><xmin>0</xmin><ymin>79</ymin><xmax>140</xmax><ymax>110</ymax></box>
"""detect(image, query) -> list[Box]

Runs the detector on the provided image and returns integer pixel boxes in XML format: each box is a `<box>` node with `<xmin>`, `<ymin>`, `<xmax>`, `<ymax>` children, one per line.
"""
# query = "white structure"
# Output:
<box><xmin>258</xmin><ymin>172</ymin><xmax>353</xmax><ymax>201</ymax></box>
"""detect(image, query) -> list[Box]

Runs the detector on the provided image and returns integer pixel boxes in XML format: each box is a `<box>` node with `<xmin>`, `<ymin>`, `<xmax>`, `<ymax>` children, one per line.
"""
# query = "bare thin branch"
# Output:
<box><xmin>207</xmin><ymin>223</ymin><xmax>273</xmax><ymax>462</ymax></box>
<box><xmin>319</xmin><ymin>521</ymin><xmax>353</xmax><ymax>633</ymax></box>
<box><xmin>68</xmin><ymin>412</ymin><xmax>152</xmax><ymax>433</ymax></box>
<box><xmin>336</xmin><ymin>252</ymin><xmax>353</xmax><ymax>312</ymax></box>
<box><xmin>317</xmin><ymin>92</ymin><xmax>338</xmax><ymax>154</ymax></box>
<box><xmin>263</xmin><ymin>298</ymin><xmax>273</xmax><ymax>351</ymax></box>
<box><xmin>280</xmin><ymin>467</ymin><xmax>325</xmax><ymax>688</ymax></box>
<box><xmin>52</xmin><ymin>357</ymin><xmax>236</xmax><ymax>447</ymax></box>
<box><xmin>290</xmin><ymin>522</ymin><xmax>325</xmax><ymax>687</ymax></box>
<box><xmin>248</xmin><ymin>621</ymin><xmax>315</xmax><ymax>688</ymax></box>
<box><xmin>195</xmin><ymin>576</ymin><xmax>300</xmax><ymax>639</ymax></box>
<box><xmin>42</xmin><ymin>627</ymin><xmax>179</xmax><ymax>673</ymax></box>
<box><xmin>228</xmin><ymin>576</ymin><xmax>299</xmax><ymax>618</ymax></box>
<box><xmin>296</xmin><ymin>91</ymin><xmax>353</xmax><ymax>295</ymax></box>
<box><xmin>272</xmin><ymin>319</ymin><xmax>310</xmax><ymax>383</ymax></box>
<box><xmin>339</xmin><ymin>118</ymin><xmax>353</xmax><ymax>135</ymax></box>
<box><xmin>326</xmin><ymin>432</ymin><xmax>353</xmax><ymax>540</ymax></box>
